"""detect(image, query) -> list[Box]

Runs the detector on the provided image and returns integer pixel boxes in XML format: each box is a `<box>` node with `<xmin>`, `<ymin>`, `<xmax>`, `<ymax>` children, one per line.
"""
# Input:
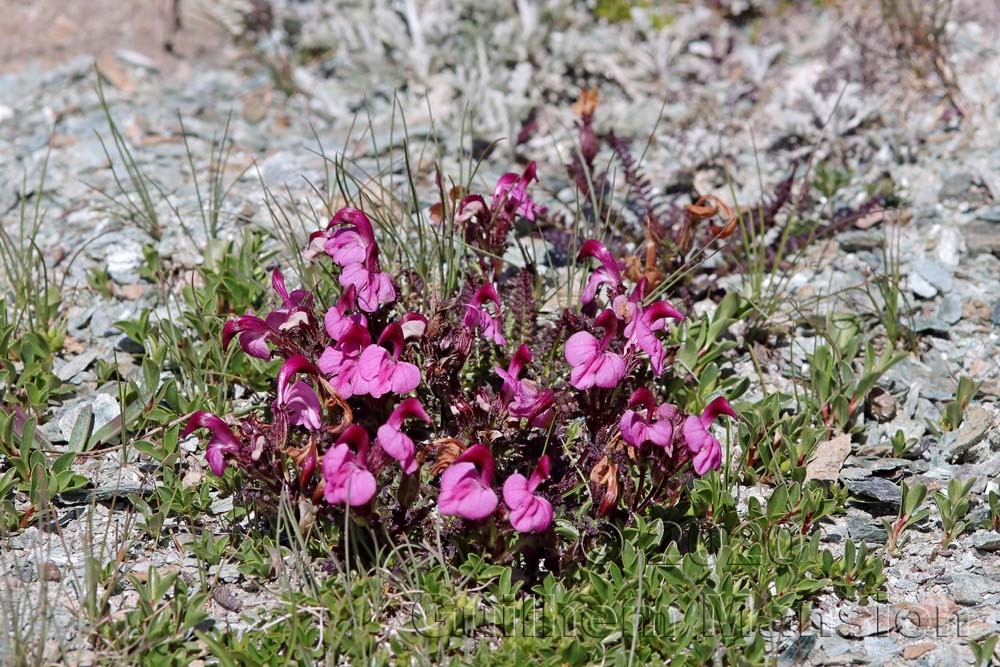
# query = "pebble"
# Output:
<box><xmin>943</xmin><ymin>406</ymin><xmax>993</xmax><ymax>463</ymax></box>
<box><xmin>949</xmin><ymin>573</ymin><xmax>998</xmax><ymax>605</ymax></box>
<box><xmin>57</xmin><ymin>393</ymin><xmax>120</xmax><ymax>442</ymax></box>
<box><xmin>843</xmin><ymin>477</ymin><xmax>902</xmax><ymax>511</ymax></box>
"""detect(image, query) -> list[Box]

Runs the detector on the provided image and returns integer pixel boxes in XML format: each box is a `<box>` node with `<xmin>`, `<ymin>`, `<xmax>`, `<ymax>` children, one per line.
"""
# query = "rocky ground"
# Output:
<box><xmin>2</xmin><ymin>1</ymin><xmax>1000</xmax><ymax>664</ymax></box>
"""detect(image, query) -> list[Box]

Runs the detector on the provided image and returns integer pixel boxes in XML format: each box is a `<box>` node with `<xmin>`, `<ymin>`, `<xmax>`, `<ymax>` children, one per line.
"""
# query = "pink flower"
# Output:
<box><xmin>564</xmin><ymin>309</ymin><xmax>626</xmax><ymax>390</ymax></box>
<box><xmin>503</xmin><ymin>455</ymin><xmax>553</xmax><ymax>533</ymax></box>
<box><xmin>683</xmin><ymin>396</ymin><xmax>738</xmax><ymax>475</ymax></box>
<box><xmin>324</xmin><ymin>285</ymin><xmax>368</xmax><ymax>341</ymax></box>
<box><xmin>306</xmin><ymin>207</ymin><xmax>376</xmax><ymax>266</ymax></box>
<box><xmin>625</xmin><ymin>300</ymin><xmax>685</xmax><ymax>375</ymax></box>
<box><xmin>339</xmin><ymin>244</ymin><xmax>396</xmax><ymax>312</ymax></box>
<box><xmin>221</xmin><ymin>269</ymin><xmax>315</xmax><ymax>359</ymax></box>
<box><xmin>492</xmin><ymin>162</ymin><xmax>542</xmax><ymax>221</ymax></box>
<box><xmin>578</xmin><ymin>240</ymin><xmax>624</xmax><ymax>305</ymax></box>
<box><xmin>438</xmin><ymin>444</ymin><xmax>498</xmax><ymax>520</ymax></box>
<box><xmin>376</xmin><ymin>397</ymin><xmax>431</xmax><ymax>474</ymax></box>
<box><xmin>317</xmin><ymin>322</ymin><xmax>372</xmax><ymax>398</ymax></box>
<box><xmin>356</xmin><ymin>323</ymin><xmax>420</xmax><ymax>398</ymax></box>
<box><xmin>222</xmin><ymin>315</ymin><xmax>274</xmax><ymax>359</ymax></box>
<box><xmin>183</xmin><ymin>412</ymin><xmax>241</xmax><ymax>476</ymax></box>
<box><xmin>322</xmin><ymin>425</ymin><xmax>377</xmax><ymax>506</ymax></box>
<box><xmin>275</xmin><ymin>356</ymin><xmax>323</xmax><ymax>431</ymax></box>
<box><xmin>619</xmin><ymin>388</ymin><xmax>679</xmax><ymax>452</ymax></box>
<box><xmin>462</xmin><ymin>283</ymin><xmax>506</xmax><ymax>346</ymax></box>
<box><xmin>495</xmin><ymin>344</ymin><xmax>533</xmax><ymax>401</ymax></box>
<box><xmin>494</xmin><ymin>345</ymin><xmax>553</xmax><ymax>428</ymax></box>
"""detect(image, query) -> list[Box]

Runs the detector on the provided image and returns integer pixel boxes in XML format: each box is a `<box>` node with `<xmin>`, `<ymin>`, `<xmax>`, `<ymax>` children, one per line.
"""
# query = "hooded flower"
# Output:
<box><xmin>492</xmin><ymin>162</ymin><xmax>542</xmax><ymax>221</ymax></box>
<box><xmin>274</xmin><ymin>356</ymin><xmax>323</xmax><ymax>431</ymax></box>
<box><xmin>339</xmin><ymin>243</ymin><xmax>396</xmax><ymax>312</ymax></box>
<box><xmin>462</xmin><ymin>283</ymin><xmax>506</xmax><ymax>346</ymax></box>
<box><xmin>356</xmin><ymin>323</ymin><xmax>421</xmax><ymax>398</ymax></box>
<box><xmin>495</xmin><ymin>345</ymin><xmax>554</xmax><ymax>428</ymax></box>
<box><xmin>625</xmin><ymin>300</ymin><xmax>685</xmax><ymax>375</ymax></box>
<box><xmin>619</xmin><ymin>388</ymin><xmax>678</xmax><ymax>452</ymax></box>
<box><xmin>438</xmin><ymin>444</ymin><xmax>498</xmax><ymax>520</ymax></box>
<box><xmin>578</xmin><ymin>240</ymin><xmax>625</xmax><ymax>306</ymax></box>
<box><xmin>377</xmin><ymin>397</ymin><xmax>431</xmax><ymax>474</ymax></box>
<box><xmin>222</xmin><ymin>315</ymin><xmax>275</xmax><ymax>359</ymax></box>
<box><xmin>306</xmin><ymin>207</ymin><xmax>376</xmax><ymax>266</ymax></box>
<box><xmin>221</xmin><ymin>269</ymin><xmax>314</xmax><ymax>359</ymax></box>
<box><xmin>565</xmin><ymin>309</ymin><xmax>626</xmax><ymax>390</ymax></box>
<box><xmin>503</xmin><ymin>455</ymin><xmax>553</xmax><ymax>533</ymax></box>
<box><xmin>324</xmin><ymin>285</ymin><xmax>368</xmax><ymax>341</ymax></box>
<box><xmin>683</xmin><ymin>396</ymin><xmax>738</xmax><ymax>475</ymax></box>
<box><xmin>182</xmin><ymin>412</ymin><xmax>241</xmax><ymax>476</ymax></box>
<box><xmin>322</xmin><ymin>425</ymin><xmax>377</xmax><ymax>506</ymax></box>
<box><xmin>317</xmin><ymin>322</ymin><xmax>372</xmax><ymax>398</ymax></box>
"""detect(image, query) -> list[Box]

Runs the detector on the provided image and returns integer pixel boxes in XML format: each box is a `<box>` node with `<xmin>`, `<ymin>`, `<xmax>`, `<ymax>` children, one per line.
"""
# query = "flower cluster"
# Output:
<box><xmin>183</xmin><ymin>161</ymin><xmax>738</xmax><ymax>560</ymax></box>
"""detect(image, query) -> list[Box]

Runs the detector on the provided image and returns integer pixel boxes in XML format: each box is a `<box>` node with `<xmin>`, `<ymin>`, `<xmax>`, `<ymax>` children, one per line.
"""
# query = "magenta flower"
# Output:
<box><xmin>503</xmin><ymin>455</ymin><xmax>554</xmax><ymax>533</ymax></box>
<box><xmin>683</xmin><ymin>396</ymin><xmax>738</xmax><ymax>475</ymax></box>
<box><xmin>565</xmin><ymin>309</ymin><xmax>626</xmax><ymax>390</ymax></box>
<box><xmin>324</xmin><ymin>285</ymin><xmax>368</xmax><ymax>341</ymax></box>
<box><xmin>317</xmin><ymin>322</ymin><xmax>372</xmax><ymax>398</ymax></box>
<box><xmin>619</xmin><ymin>388</ymin><xmax>678</xmax><ymax>452</ymax></box>
<box><xmin>625</xmin><ymin>300</ymin><xmax>685</xmax><ymax>375</ymax></box>
<box><xmin>222</xmin><ymin>315</ymin><xmax>274</xmax><ymax>359</ymax></box>
<box><xmin>306</xmin><ymin>207</ymin><xmax>376</xmax><ymax>266</ymax></box>
<box><xmin>322</xmin><ymin>425</ymin><xmax>377</xmax><ymax>506</ymax></box>
<box><xmin>494</xmin><ymin>345</ymin><xmax>554</xmax><ymax>428</ymax></box>
<box><xmin>339</xmin><ymin>244</ymin><xmax>396</xmax><ymax>312</ymax></box>
<box><xmin>271</xmin><ymin>268</ymin><xmax>313</xmax><ymax>312</ymax></box>
<box><xmin>438</xmin><ymin>444</ymin><xmax>498</xmax><ymax>520</ymax></box>
<box><xmin>462</xmin><ymin>283</ymin><xmax>506</xmax><ymax>346</ymax></box>
<box><xmin>508</xmin><ymin>380</ymin><xmax>555</xmax><ymax>429</ymax></box>
<box><xmin>275</xmin><ymin>356</ymin><xmax>323</xmax><ymax>431</ymax></box>
<box><xmin>495</xmin><ymin>344</ymin><xmax>533</xmax><ymax>401</ymax></box>
<box><xmin>376</xmin><ymin>397</ymin><xmax>431</xmax><ymax>474</ymax></box>
<box><xmin>182</xmin><ymin>412</ymin><xmax>241</xmax><ymax>476</ymax></box>
<box><xmin>356</xmin><ymin>323</ymin><xmax>420</xmax><ymax>398</ymax></box>
<box><xmin>492</xmin><ymin>162</ymin><xmax>542</xmax><ymax>221</ymax></box>
<box><xmin>578</xmin><ymin>240</ymin><xmax>624</xmax><ymax>305</ymax></box>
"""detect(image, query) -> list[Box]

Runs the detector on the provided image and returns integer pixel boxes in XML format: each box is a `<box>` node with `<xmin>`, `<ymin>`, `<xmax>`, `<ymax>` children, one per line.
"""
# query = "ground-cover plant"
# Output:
<box><xmin>182</xmin><ymin>162</ymin><xmax>749</xmax><ymax>570</ymax></box>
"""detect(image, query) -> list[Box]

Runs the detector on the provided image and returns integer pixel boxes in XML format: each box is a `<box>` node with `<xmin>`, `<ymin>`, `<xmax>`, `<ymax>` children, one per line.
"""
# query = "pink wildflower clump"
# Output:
<box><xmin>186</xmin><ymin>160</ymin><xmax>745</xmax><ymax>566</ymax></box>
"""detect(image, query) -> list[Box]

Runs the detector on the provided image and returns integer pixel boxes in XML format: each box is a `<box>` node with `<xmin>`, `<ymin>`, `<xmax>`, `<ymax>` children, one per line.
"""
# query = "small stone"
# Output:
<box><xmin>902</xmin><ymin>642</ymin><xmax>936</xmax><ymax>660</ymax></box>
<box><xmin>865</xmin><ymin>387</ymin><xmax>897</xmax><ymax>423</ymax></box>
<box><xmin>106</xmin><ymin>242</ymin><xmax>144</xmax><ymax>285</ymax></box>
<box><xmin>58</xmin><ymin>394</ymin><xmax>120</xmax><ymax>442</ymax></box>
<box><xmin>943</xmin><ymin>406</ymin><xmax>993</xmax><ymax>463</ymax></box>
<box><xmin>212</xmin><ymin>584</ymin><xmax>243</xmax><ymax>612</ymax></box>
<box><xmin>974</xmin><ymin>205</ymin><xmax>1000</xmax><ymax>222</ymax></box>
<box><xmin>911</xmin><ymin>316</ymin><xmax>949</xmax><ymax>337</ymax></box>
<box><xmin>843</xmin><ymin>477</ymin><xmax>901</xmax><ymax>511</ymax></box>
<box><xmin>908</xmin><ymin>272</ymin><xmax>937</xmax><ymax>299</ymax></box>
<box><xmin>42</xmin><ymin>562</ymin><xmax>61</xmax><ymax>581</ymax></box>
<box><xmin>949</xmin><ymin>572</ymin><xmax>998</xmax><ymax>605</ymax></box>
<box><xmin>55</xmin><ymin>350</ymin><xmax>98</xmax><ymax>382</ymax></box>
<box><xmin>939</xmin><ymin>172</ymin><xmax>976</xmax><ymax>200</ymax></box>
<box><xmin>911</xmin><ymin>259</ymin><xmax>954</xmax><ymax>293</ymax></box>
<box><xmin>964</xmin><ymin>222</ymin><xmax>1000</xmax><ymax>257</ymax></box>
<box><xmin>936</xmin><ymin>294</ymin><xmax>962</xmax><ymax>325</ymax></box>
<box><xmin>846</xmin><ymin>510</ymin><xmax>888</xmax><ymax>543</ymax></box>
<box><xmin>972</xmin><ymin>532</ymin><xmax>1000</xmax><ymax>551</ymax></box>
<box><xmin>993</xmin><ymin>300</ymin><xmax>1000</xmax><ymax>326</ymax></box>
<box><xmin>805</xmin><ymin>433</ymin><xmax>852</xmax><ymax>482</ymax></box>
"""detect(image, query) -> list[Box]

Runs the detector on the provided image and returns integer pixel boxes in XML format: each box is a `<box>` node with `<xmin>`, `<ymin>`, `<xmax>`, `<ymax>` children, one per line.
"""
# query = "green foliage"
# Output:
<box><xmin>933</xmin><ymin>477</ymin><xmax>975</xmax><ymax>548</ymax></box>
<box><xmin>970</xmin><ymin>633</ymin><xmax>1000</xmax><ymax>667</ymax></box>
<box><xmin>940</xmin><ymin>375</ymin><xmax>978</xmax><ymax>432</ymax></box>
<box><xmin>807</xmin><ymin>314</ymin><xmax>906</xmax><ymax>432</ymax></box>
<box><xmin>883</xmin><ymin>481</ymin><xmax>930</xmax><ymax>554</ymax></box>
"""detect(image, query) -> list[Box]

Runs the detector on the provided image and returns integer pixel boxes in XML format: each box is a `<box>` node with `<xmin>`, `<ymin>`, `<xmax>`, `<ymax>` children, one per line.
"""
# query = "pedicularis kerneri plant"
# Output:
<box><xmin>184</xmin><ymin>163</ymin><xmax>737</xmax><ymax>563</ymax></box>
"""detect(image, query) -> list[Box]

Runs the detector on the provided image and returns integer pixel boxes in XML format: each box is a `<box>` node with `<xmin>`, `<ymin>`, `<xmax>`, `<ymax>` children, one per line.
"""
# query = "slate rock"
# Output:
<box><xmin>843</xmin><ymin>477</ymin><xmax>901</xmax><ymax>511</ymax></box>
